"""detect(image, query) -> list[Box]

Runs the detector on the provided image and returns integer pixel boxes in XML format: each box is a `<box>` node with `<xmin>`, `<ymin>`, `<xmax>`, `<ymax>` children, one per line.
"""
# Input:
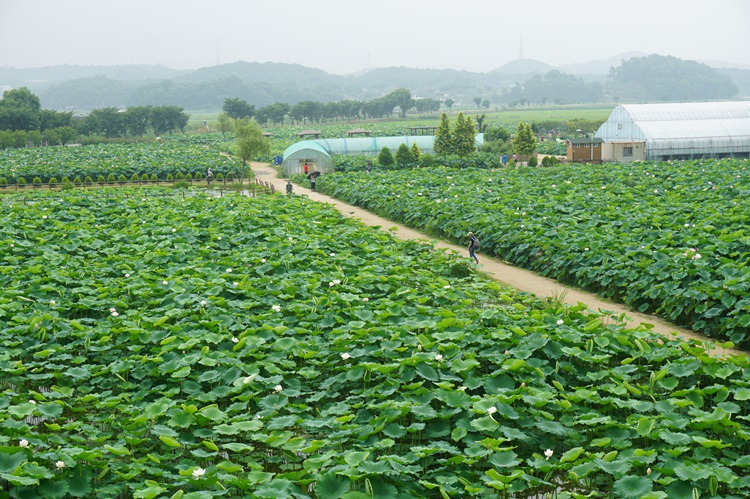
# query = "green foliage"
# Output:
<box><xmin>118</xmin><ymin>174</ymin><xmax>127</xmax><ymax>184</ymax></box>
<box><xmin>194</xmin><ymin>171</ymin><xmax>203</xmax><ymax>180</ymax></box>
<box><xmin>1</xmin><ymin>189</ymin><xmax>749</xmax><ymax>497</ymax></box>
<box><xmin>377</xmin><ymin>146</ymin><xmax>394</xmax><ymax>166</ymax></box>
<box><xmin>216</xmin><ymin>172</ymin><xmax>224</xmax><ymax>181</ymax></box>
<box><xmin>453</xmin><ymin>112</ymin><xmax>476</xmax><ymax>156</ymax></box>
<box><xmin>130</xmin><ymin>173</ymin><xmax>140</xmax><ymax>182</ymax></box>
<box><xmin>527</xmin><ymin>156</ymin><xmax>538</xmax><ymax>167</ymax></box>
<box><xmin>84</xmin><ymin>175</ymin><xmax>92</xmax><ymax>184</ymax></box>
<box><xmin>107</xmin><ymin>173</ymin><xmax>116</xmax><ymax>183</ymax></box>
<box><xmin>513</xmin><ymin>121</ymin><xmax>537</xmax><ymax>157</ymax></box>
<box><xmin>48</xmin><ymin>177</ymin><xmax>58</xmax><ymax>186</ymax></box>
<box><xmin>150</xmin><ymin>173</ymin><xmax>158</xmax><ymax>182</ymax></box>
<box><xmin>97</xmin><ymin>175</ymin><xmax>106</xmax><ymax>184</ymax></box>
<box><xmin>318</xmin><ymin>158</ymin><xmax>750</xmax><ymax>345</ymax></box>
<box><xmin>223</xmin><ymin>98</ymin><xmax>255</xmax><ymax>120</ymax></box>
<box><xmin>395</xmin><ymin>143</ymin><xmax>413</xmax><ymax>166</ymax></box>
<box><xmin>234</xmin><ymin>118</ymin><xmax>270</xmax><ymax>176</ymax></box>
<box><xmin>175</xmin><ymin>172</ymin><xmax>185</xmax><ymax>180</ymax></box>
<box><xmin>166</xmin><ymin>173</ymin><xmax>174</xmax><ymax>181</ymax></box>
<box><xmin>32</xmin><ymin>176</ymin><xmax>42</xmax><ymax>186</ymax></box>
<box><xmin>185</xmin><ymin>173</ymin><xmax>193</xmax><ymax>181</ymax></box>
<box><xmin>434</xmin><ymin>113</ymin><xmax>452</xmax><ymax>156</ymax></box>
<box><xmin>16</xmin><ymin>177</ymin><xmax>26</xmax><ymax>187</ymax></box>
<box><xmin>541</xmin><ymin>155</ymin><xmax>559</xmax><ymax>167</ymax></box>
<box><xmin>73</xmin><ymin>176</ymin><xmax>82</xmax><ymax>185</ymax></box>
<box><xmin>0</xmin><ymin>177</ymin><xmax>6</xmax><ymax>187</ymax></box>
<box><xmin>410</xmin><ymin>143</ymin><xmax>421</xmax><ymax>163</ymax></box>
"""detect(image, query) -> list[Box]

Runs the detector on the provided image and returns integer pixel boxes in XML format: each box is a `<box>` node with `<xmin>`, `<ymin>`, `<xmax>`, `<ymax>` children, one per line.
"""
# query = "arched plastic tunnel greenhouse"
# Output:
<box><xmin>280</xmin><ymin>134</ymin><xmax>484</xmax><ymax>177</ymax></box>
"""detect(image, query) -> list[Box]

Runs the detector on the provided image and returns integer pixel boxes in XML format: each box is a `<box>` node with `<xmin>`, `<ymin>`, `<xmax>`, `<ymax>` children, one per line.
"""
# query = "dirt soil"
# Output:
<box><xmin>252</xmin><ymin>162</ymin><xmax>743</xmax><ymax>358</ymax></box>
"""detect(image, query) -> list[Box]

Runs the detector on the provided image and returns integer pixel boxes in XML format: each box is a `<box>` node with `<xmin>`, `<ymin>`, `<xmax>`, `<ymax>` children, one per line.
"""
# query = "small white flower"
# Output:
<box><xmin>444</xmin><ymin>285</ymin><xmax>450</xmax><ymax>289</ymax></box>
<box><xmin>55</xmin><ymin>460</ymin><xmax>65</xmax><ymax>469</ymax></box>
<box><xmin>557</xmin><ymin>319</ymin><xmax>564</xmax><ymax>325</ymax></box>
<box><xmin>217</xmin><ymin>236</ymin><xmax>222</xmax><ymax>240</ymax></box>
<box><xmin>487</xmin><ymin>407</ymin><xmax>497</xmax><ymax>415</ymax></box>
<box><xmin>692</xmin><ymin>254</ymin><xmax>702</xmax><ymax>260</ymax></box>
<box><xmin>232</xmin><ymin>337</ymin><xmax>239</xmax><ymax>343</ymax></box>
<box><xmin>654</xmin><ymin>189</ymin><xmax>659</xmax><ymax>194</ymax></box>
<box><xmin>288</xmin><ymin>237</ymin><xmax>293</xmax><ymax>241</ymax></box>
<box><xmin>192</xmin><ymin>467</ymin><xmax>206</xmax><ymax>478</ymax></box>
<box><xmin>435</xmin><ymin>354</ymin><xmax>443</xmax><ymax>362</ymax></box>
<box><xmin>329</xmin><ymin>281</ymin><xmax>335</xmax><ymax>287</ymax></box>
<box><xmin>111</xmin><ymin>311</ymin><xmax>119</xmax><ymax>317</ymax></box>
<box><xmin>162</xmin><ymin>280</ymin><xmax>169</xmax><ymax>285</ymax></box>
<box><xmin>584</xmin><ymin>247</ymin><xmax>589</xmax><ymax>251</ymax></box>
<box><xmin>684</xmin><ymin>223</ymin><xmax>690</xmax><ymax>228</ymax></box>
<box><xmin>29</xmin><ymin>399</ymin><xmax>36</xmax><ymax>404</ymax></box>
<box><xmin>544</xmin><ymin>449</ymin><xmax>553</xmax><ymax>460</ymax></box>
<box><xmin>226</xmin><ymin>268</ymin><xmax>232</xmax><ymax>273</ymax></box>
<box><xmin>19</xmin><ymin>439</ymin><xmax>29</xmax><ymax>448</ymax></box>
<box><xmin>42</xmin><ymin>215</ymin><xmax>48</xmax><ymax>219</ymax></box>
<box><xmin>274</xmin><ymin>384</ymin><xmax>283</xmax><ymax>392</ymax></box>
<box><xmin>50</xmin><ymin>300</ymin><xmax>55</xmax><ymax>305</ymax></box>
<box><xmin>341</xmin><ymin>353</ymin><xmax>351</xmax><ymax>360</ymax></box>
<box><xmin>329</xmin><ymin>253</ymin><xmax>335</xmax><ymax>257</ymax></box>
<box><xmin>110</xmin><ymin>307</ymin><xmax>116</xmax><ymax>313</ymax></box>
<box><xmin>272</xmin><ymin>305</ymin><xmax>281</xmax><ymax>312</ymax></box>
<box><xmin>172</xmin><ymin>228</ymin><xmax>177</xmax><ymax>233</ymax></box>
<box><xmin>260</xmin><ymin>258</ymin><xmax>266</xmax><ymax>263</ymax></box>
<box><xmin>233</xmin><ymin>282</ymin><xmax>239</xmax><ymax>286</ymax></box>
<box><xmin>125</xmin><ymin>273</ymin><xmax>130</xmax><ymax>278</ymax></box>
<box><xmin>646</xmin><ymin>467</ymin><xmax>652</xmax><ymax>476</ymax></box>
<box><xmin>362</xmin><ymin>297</ymin><xmax>369</xmax><ymax>302</ymax></box>
<box><xmin>200</xmin><ymin>300</ymin><xmax>207</xmax><ymax>306</ymax></box>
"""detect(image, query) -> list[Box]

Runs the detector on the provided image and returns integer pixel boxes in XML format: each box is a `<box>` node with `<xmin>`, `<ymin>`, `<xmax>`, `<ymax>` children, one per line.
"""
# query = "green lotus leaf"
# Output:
<box><xmin>613</xmin><ymin>475</ymin><xmax>653</xmax><ymax>499</ymax></box>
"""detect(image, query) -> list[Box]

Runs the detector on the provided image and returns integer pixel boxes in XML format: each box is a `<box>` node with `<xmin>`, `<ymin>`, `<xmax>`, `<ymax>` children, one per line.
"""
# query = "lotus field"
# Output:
<box><xmin>315</xmin><ymin>158</ymin><xmax>750</xmax><ymax>348</ymax></box>
<box><xmin>0</xmin><ymin>141</ymin><xmax>238</xmax><ymax>184</ymax></box>
<box><xmin>1</xmin><ymin>188</ymin><xmax>750</xmax><ymax>498</ymax></box>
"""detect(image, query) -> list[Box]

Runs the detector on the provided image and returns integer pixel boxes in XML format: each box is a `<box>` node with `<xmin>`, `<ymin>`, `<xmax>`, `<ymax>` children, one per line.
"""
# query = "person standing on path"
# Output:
<box><xmin>303</xmin><ymin>163</ymin><xmax>309</xmax><ymax>175</ymax></box>
<box><xmin>468</xmin><ymin>232</ymin><xmax>479</xmax><ymax>264</ymax></box>
<box><xmin>310</xmin><ymin>174</ymin><xmax>316</xmax><ymax>192</ymax></box>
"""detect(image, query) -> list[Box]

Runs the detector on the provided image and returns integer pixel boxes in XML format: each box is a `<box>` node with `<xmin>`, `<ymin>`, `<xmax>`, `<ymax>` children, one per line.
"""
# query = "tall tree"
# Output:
<box><xmin>217</xmin><ymin>112</ymin><xmax>233</xmax><ymax>137</ymax></box>
<box><xmin>434</xmin><ymin>113</ymin><xmax>452</xmax><ymax>156</ymax></box>
<box><xmin>234</xmin><ymin>118</ymin><xmax>269</xmax><ymax>179</ymax></box>
<box><xmin>0</xmin><ymin>87</ymin><xmax>42</xmax><ymax>131</ymax></box>
<box><xmin>513</xmin><ymin>121</ymin><xmax>537</xmax><ymax>159</ymax></box>
<box><xmin>383</xmin><ymin>88</ymin><xmax>414</xmax><ymax>118</ymax></box>
<box><xmin>453</xmin><ymin>113</ymin><xmax>476</xmax><ymax>157</ymax></box>
<box><xmin>473</xmin><ymin>97</ymin><xmax>482</xmax><ymax>109</ymax></box>
<box><xmin>124</xmin><ymin>106</ymin><xmax>152</xmax><ymax>137</ymax></box>
<box><xmin>395</xmin><ymin>143</ymin><xmax>414</xmax><ymax>166</ymax></box>
<box><xmin>443</xmin><ymin>98</ymin><xmax>454</xmax><ymax>111</ymax></box>
<box><xmin>223</xmin><ymin>98</ymin><xmax>255</xmax><ymax>119</ymax></box>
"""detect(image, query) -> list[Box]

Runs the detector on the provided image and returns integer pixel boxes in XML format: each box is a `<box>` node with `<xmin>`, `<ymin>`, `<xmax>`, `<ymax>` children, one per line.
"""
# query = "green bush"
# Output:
<box><xmin>528</xmin><ymin>156</ymin><xmax>538</xmax><ymax>167</ymax></box>
<box><xmin>0</xmin><ymin>177</ymin><xmax>7</xmax><ymax>188</ymax></box>
<box><xmin>107</xmin><ymin>173</ymin><xmax>116</xmax><ymax>183</ymax></box>
<box><xmin>118</xmin><ymin>174</ymin><xmax>127</xmax><ymax>185</ymax></box>
<box><xmin>17</xmin><ymin>177</ymin><xmax>26</xmax><ymax>188</ymax></box>
<box><xmin>378</xmin><ymin>147</ymin><xmax>394</xmax><ymax>167</ymax></box>
<box><xmin>185</xmin><ymin>173</ymin><xmax>193</xmax><ymax>181</ymax></box>
<box><xmin>508</xmin><ymin>160</ymin><xmax>516</xmax><ymax>168</ymax></box>
<box><xmin>49</xmin><ymin>177</ymin><xmax>59</xmax><ymax>187</ymax></box>
<box><xmin>194</xmin><ymin>172</ymin><xmax>203</xmax><ymax>180</ymax></box>
<box><xmin>61</xmin><ymin>180</ymin><xmax>75</xmax><ymax>190</ymax></box>
<box><xmin>74</xmin><ymin>176</ymin><xmax>82</xmax><ymax>185</ymax></box>
<box><xmin>130</xmin><ymin>173</ymin><xmax>140</xmax><ymax>182</ymax></box>
<box><xmin>33</xmin><ymin>176</ymin><xmax>42</xmax><ymax>187</ymax></box>
<box><xmin>141</xmin><ymin>173</ymin><xmax>150</xmax><ymax>182</ymax></box>
<box><xmin>174</xmin><ymin>180</ymin><xmax>190</xmax><ymax>189</ymax></box>
<box><xmin>84</xmin><ymin>176</ymin><xmax>93</xmax><ymax>185</ymax></box>
<box><xmin>150</xmin><ymin>174</ymin><xmax>158</xmax><ymax>182</ymax></box>
<box><xmin>419</xmin><ymin>154</ymin><xmax>436</xmax><ymax>167</ymax></box>
<box><xmin>175</xmin><ymin>172</ymin><xmax>185</xmax><ymax>180</ymax></box>
<box><xmin>61</xmin><ymin>176</ymin><xmax>70</xmax><ymax>184</ymax></box>
<box><xmin>216</xmin><ymin>172</ymin><xmax>224</xmax><ymax>181</ymax></box>
<box><xmin>166</xmin><ymin>173</ymin><xmax>174</xmax><ymax>182</ymax></box>
<box><xmin>97</xmin><ymin>175</ymin><xmax>106</xmax><ymax>185</ymax></box>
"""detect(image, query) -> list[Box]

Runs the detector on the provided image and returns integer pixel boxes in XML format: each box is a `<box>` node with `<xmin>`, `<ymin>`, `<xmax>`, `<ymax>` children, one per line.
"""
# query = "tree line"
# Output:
<box><xmin>222</xmin><ymin>88</ymin><xmax>441</xmax><ymax>125</ymax></box>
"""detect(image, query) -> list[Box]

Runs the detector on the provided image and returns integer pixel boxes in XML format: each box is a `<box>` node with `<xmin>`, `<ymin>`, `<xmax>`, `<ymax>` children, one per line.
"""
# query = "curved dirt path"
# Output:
<box><xmin>252</xmin><ymin>163</ymin><xmax>742</xmax><ymax>358</ymax></box>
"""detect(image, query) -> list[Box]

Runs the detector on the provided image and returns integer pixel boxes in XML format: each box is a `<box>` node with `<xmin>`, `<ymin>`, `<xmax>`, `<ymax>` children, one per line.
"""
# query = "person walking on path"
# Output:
<box><xmin>310</xmin><ymin>174</ymin><xmax>316</xmax><ymax>192</ymax></box>
<box><xmin>303</xmin><ymin>163</ymin><xmax>309</xmax><ymax>175</ymax></box>
<box><xmin>468</xmin><ymin>232</ymin><xmax>479</xmax><ymax>264</ymax></box>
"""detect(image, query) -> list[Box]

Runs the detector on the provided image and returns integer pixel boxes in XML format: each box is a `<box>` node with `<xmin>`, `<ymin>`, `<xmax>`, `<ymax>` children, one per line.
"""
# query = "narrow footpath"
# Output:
<box><xmin>252</xmin><ymin>163</ymin><xmax>741</xmax><ymax>358</ymax></box>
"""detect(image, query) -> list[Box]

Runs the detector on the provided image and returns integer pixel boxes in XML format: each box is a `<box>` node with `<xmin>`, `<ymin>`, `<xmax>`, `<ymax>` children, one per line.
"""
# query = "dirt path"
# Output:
<box><xmin>252</xmin><ymin>162</ymin><xmax>742</xmax><ymax>358</ymax></box>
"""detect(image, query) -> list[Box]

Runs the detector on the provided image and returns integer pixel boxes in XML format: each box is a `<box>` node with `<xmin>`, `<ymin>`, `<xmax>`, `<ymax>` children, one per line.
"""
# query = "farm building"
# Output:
<box><xmin>280</xmin><ymin>134</ymin><xmax>485</xmax><ymax>176</ymax></box>
<box><xmin>567</xmin><ymin>137</ymin><xmax>603</xmax><ymax>164</ymax></box>
<box><xmin>595</xmin><ymin>101</ymin><xmax>750</xmax><ymax>162</ymax></box>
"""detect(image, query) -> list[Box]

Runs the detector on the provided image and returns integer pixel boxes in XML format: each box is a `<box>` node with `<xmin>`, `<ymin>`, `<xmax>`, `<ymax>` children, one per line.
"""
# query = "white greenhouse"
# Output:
<box><xmin>595</xmin><ymin>101</ymin><xmax>750</xmax><ymax>162</ymax></box>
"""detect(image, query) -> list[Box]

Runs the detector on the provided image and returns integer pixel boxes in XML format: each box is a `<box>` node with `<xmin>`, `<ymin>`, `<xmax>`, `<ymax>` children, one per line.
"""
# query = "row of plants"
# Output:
<box><xmin>314</xmin><ymin>158</ymin><xmax>750</xmax><ymax>347</ymax></box>
<box><xmin>0</xmin><ymin>142</ymin><xmax>239</xmax><ymax>184</ymax></box>
<box><xmin>0</xmin><ymin>171</ymin><xmax>247</xmax><ymax>190</ymax></box>
<box><xmin>2</xmin><ymin>188</ymin><xmax>749</xmax><ymax>497</ymax></box>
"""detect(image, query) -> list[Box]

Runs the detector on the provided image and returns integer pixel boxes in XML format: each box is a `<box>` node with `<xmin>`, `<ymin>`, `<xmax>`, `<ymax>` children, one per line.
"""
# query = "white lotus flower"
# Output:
<box><xmin>435</xmin><ymin>354</ymin><xmax>443</xmax><ymax>362</ymax></box>
<box><xmin>217</xmin><ymin>236</ymin><xmax>222</xmax><ymax>240</ymax></box>
<box><xmin>329</xmin><ymin>253</ymin><xmax>336</xmax><ymax>257</ymax></box>
<box><xmin>274</xmin><ymin>384</ymin><xmax>283</xmax><ymax>392</ymax></box>
<box><xmin>162</xmin><ymin>280</ymin><xmax>168</xmax><ymax>285</ymax></box>
<box><xmin>341</xmin><ymin>353</ymin><xmax>351</xmax><ymax>360</ymax></box>
<box><xmin>19</xmin><ymin>439</ymin><xmax>29</xmax><ymax>448</ymax></box>
<box><xmin>50</xmin><ymin>300</ymin><xmax>55</xmax><ymax>305</ymax></box>
<box><xmin>192</xmin><ymin>467</ymin><xmax>206</xmax><ymax>478</ymax></box>
<box><xmin>55</xmin><ymin>460</ymin><xmax>65</xmax><ymax>469</ymax></box>
<box><xmin>692</xmin><ymin>254</ymin><xmax>702</xmax><ymax>260</ymax></box>
<box><xmin>125</xmin><ymin>273</ymin><xmax>130</xmax><ymax>278</ymax></box>
<box><xmin>544</xmin><ymin>449</ymin><xmax>553</xmax><ymax>460</ymax></box>
<box><xmin>261</xmin><ymin>258</ymin><xmax>266</xmax><ymax>263</ymax></box>
<box><xmin>557</xmin><ymin>319</ymin><xmax>564</xmax><ymax>325</ymax></box>
<box><xmin>272</xmin><ymin>305</ymin><xmax>281</xmax><ymax>312</ymax></box>
<box><xmin>172</xmin><ymin>228</ymin><xmax>177</xmax><ymax>233</ymax></box>
<box><xmin>362</xmin><ymin>297</ymin><xmax>369</xmax><ymax>302</ymax></box>
<box><xmin>444</xmin><ymin>285</ymin><xmax>450</xmax><ymax>289</ymax></box>
<box><xmin>231</xmin><ymin>337</ymin><xmax>239</xmax><ymax>343</ymax></box>
<box><xmin>200</xmin><ymin>300</ymin><xmax>207</xmax><ymax>307</ymax></box>
<box><xmin>226</xmin><ymin>268</ymin><xmax>232</xmax><ymax>273</ymax></box>
<box><xmin>233</xmin><ymin>282</ymin><xmax>238</xmax><ymax>286</ymax></box>
<box><xmin>111</xmin><ymin>311</ymin><xmax>119</xmax><ymax>317</ymax></box>
<box><xmin>487</xmin><ymin>407</ymin><xmax>497</xmax><ymax>415</ymax></box>
<box><xmin>646</xmin><ymin>467</ymin><xmax>652</xmax><ymax>476</ymax></box>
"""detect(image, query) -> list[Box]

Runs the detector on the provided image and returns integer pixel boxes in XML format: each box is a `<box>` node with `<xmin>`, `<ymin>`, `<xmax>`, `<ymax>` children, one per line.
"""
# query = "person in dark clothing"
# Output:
<box><xmin>468</xmin><ymin>232</ymin><xmax>479</xmax><ymax>264</ymax></box>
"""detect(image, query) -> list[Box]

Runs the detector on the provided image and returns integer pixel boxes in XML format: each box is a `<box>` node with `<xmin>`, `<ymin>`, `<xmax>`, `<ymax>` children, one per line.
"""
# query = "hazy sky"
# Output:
<box><xmin>1</xmin><ymin>0</ymin><xmax>749</xmax><ymax>73</ymax></box>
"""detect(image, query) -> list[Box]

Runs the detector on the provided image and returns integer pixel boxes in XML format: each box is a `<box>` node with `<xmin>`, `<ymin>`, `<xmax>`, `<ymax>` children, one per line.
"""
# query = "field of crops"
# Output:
<box><xmin>315</xmin><ymin>158</ymin><xmax>750</xmax><ymax>347</ymax></box>
<box><xmin>0</xmin><ymin>141</ymin><xmax>239</xmax><ymax>184</ymax></box>
<box><xmin>1</xmin><ymin>188</ymin><xmax>750</xmax><ymax>498</ymax></box>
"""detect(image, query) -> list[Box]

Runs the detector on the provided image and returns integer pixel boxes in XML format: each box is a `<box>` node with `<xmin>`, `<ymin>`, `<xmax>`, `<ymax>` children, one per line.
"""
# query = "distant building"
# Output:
<box><xmin>567</xmin><ymin>137</ymin><xmax>603</xmax><ymax>164</ymax></box>
<box><xmin>596</xmin><ymin>101</ymin><xmax>750</xmax><ymax>162</ymax></box>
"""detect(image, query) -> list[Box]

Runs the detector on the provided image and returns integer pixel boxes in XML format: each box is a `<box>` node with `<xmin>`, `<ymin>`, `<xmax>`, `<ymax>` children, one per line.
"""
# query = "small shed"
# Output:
<box><xmin>262</xmin><ymin>132</ymin><xmax>274</xmax><ymax>138</ymax></box>
<box><xmin>347</xmin><ymin>128</ymin><xmax>372</xmax><ymax>137</ymax></box>
<box><xmin>567</xmin><ymin>137</ymin><xmax>603</xmax><ymax>164</ymax></box>
<box><xmin>296</xmin><ymin>130</ymin><xmax>322</xmax><ymax>139</ymax></box>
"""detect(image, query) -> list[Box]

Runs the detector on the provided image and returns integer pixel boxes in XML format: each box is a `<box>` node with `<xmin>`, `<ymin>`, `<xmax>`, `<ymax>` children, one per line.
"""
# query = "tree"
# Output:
<box><xmin>383</xmin><ymin>88</ymin><xmax>414</xmax><ymax>118</ymax></box>
<box><xmin>151</xmin><ymin>106</ymin><xmax>188</xmax><ymax>135</ymax></box>
<box><xmin>482</xmin><ymin>99</ymin><xmax>491</xmax><ymax>109</ymax></box>
<box><xmin>124</xmin><ymin>106</ymin><xmax>152</xmax><ymax>137</ymax></box>
<box><xmin>410</xmin><ymin>143</ymin><xmax>421</xmax><ymax>164</ymax></box>
<box><xmin>217</xmin><ymin>112</ymin><xmax>233</xmax><ymax>137</ymax></box>
<box><xmin>378</xmin><ymin>147</ymin><xmax>394</xmax><ymax>167</ymax></box>
<box><xmin>453</xmin><ymin>113</ymin><xmax>476</xmax><ymax>157</ymax></box>
<box><xmin>81</xmin><ymin>107</ymin><xmax>126</xmax><ymax>137</ymax></box>
<box><xmin>223</xmin><ymin>98</ymin><xmax>256</xmax><ymax>119</ymax></box>
<box><xmin>444</xmin><ymin>98</ymin><xmax>454</xmax><ymax>110</ymax></box>
<box><xmin>513</xmin><ymin>121</ymin><xmax>537</xmax><ymax>159</ymax></box>
<box><xmin>0</xmin><ymin>88</ymin><xmax>42</xmax><ymax>130</ymax></box>
<box><xmin>434</xmin><ymin>113</ymin><xmax>452</xmax><ymax>156</ymax></box>
<box><xmin>234</xmin><ymin>118</ymin><xmax>269</xmax><ymax>179</ymax></box>
<box><xmin>395</xmin><ymin>143</ymin><xmax>414</xmax><ymax>166</ymax></box>
<box><xmin>473</xmin><ymin>97</ymin><xmax>482</xmax><ymax>109</ymax></box>
<box><xmin>481</xmin><ymin>124</ymin><xmax>511</xmax><ymax>155</ymax></box>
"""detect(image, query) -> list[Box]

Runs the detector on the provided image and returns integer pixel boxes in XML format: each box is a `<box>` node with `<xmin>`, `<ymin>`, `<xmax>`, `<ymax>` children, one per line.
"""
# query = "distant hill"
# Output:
<box><xmin>491</xmin><ymin>58</ymin><xmax>554</xmax><ymax>75</ymax></box>
<box><xmin>559</xmin><ymin>52</ymin><xmax>647</xmax><ymax>75</ymax></box>
<box><xmin>0</xmin><ymin>64</ymin><xmax>189</xmax><ymax>88</ymax></box>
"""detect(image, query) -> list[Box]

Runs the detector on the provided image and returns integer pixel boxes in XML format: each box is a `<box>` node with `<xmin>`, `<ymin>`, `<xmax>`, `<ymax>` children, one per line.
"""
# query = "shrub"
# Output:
<box><xmin>130</xmin><ymin>173</ymin><xmax>140</xmax><ymax>182</ymax></box>
<box><xmin>378</xmin><ymin>147</ymin><xmax>395</xmax><ymax>167</ymax></box>
<box><xmin>49</xmin><ymin>177</ymin><xmax>59</xmax><ymax>187</ymax></box>
<box><xmin>216</xmin><ymin>172</ymin><xmax>224</xmax><ymax>181</ymax></box>
<box><xmin>166</xmin><ymin>173</ymin><xmax>174</xmax><ymax>182</ymax></box>
<box><xmin>175</xmin><ymin>172</ymin><xmax>185</xmax><ymax>180</ymax></box>
<box><xmin>107</xmin><ymin>173</ymin><xmax>116</xmax><ymax>183</ymax></box>
<box><xmin>33</xmin><ymin>177</ymin><xmax>42</xmax><ymax>187</ymax></box>
<box><xmin>150</xmin><ymin>174</ymin><xmax>158</xmax><ymax>182</ymax></box>
<box><xmin>74</xmin><ymin>177</ymin><xmax>82</xmax><ymax>185</ymax></box>
<box><xmin>528</xmin><ymin>156</ymin><xmax>538</xmax><ymax>167</ymax></box>
<box><xmin>0</xmin><ymin>177</ymin><xmax>7</xmax><ymax>188</ymax></box>
<box><xmin>84</xmin><ymin>176</ymin><xmax>93</xmax><ymax>185</ymax></box>
<box><xmin>194</xmin><ymin>172</ymin><xmax>203</xmax><ymax>180</ymax></box>
<box><xmin>118</xmin><ymin>174</ymin><xmax>127</xmax><ymax>185</ymax></box>
<box><xmin>141</xmin><ymin>173</ymin><xmax>150</xmax><ymax>182</ymax></box>
<box><xmin>185</xmin><ymin>173</ymin><xmax>193</xmax><ymax>181</ymax></box>
<box><xmin>97</xmin><ymin>175</ymin><xmax>106</xmax><ymax>185</ymax></box>
<box><xmin>17</xmin><ymin>177</ymin><xmax>27</xmax><ymax>188</ymax></box>
<box><xmin>61</xmin><ymin>180</ymin><xmax>74</xmax><ymax>190</ymax></box>
<box><xmin>174</xmin><ymin>180</ymin><xmax>190</xmax><ymax>189</ymax></box>
<box><xmin>396</xmin><ymin>144</ymin><xmax>414</xmax><ymax>166</ymax></box>
<box><xmin>420</xmin><ymin>154</ymin><xmax>436</xmax><ymax>167</ymax></box>
<box><xmin>61</xmin><ymin>176</ymin><xmax>71</xmax><ymax>184</ymax></box>
<box><xmin>411</xmin><ymin>143</ymin><xmax>421</xmax><ymax>163</ymax></box>
<box><xmin>508</xmin><ymin>160</ymin><xmax>516</xmax><ymax>168</ymax></box>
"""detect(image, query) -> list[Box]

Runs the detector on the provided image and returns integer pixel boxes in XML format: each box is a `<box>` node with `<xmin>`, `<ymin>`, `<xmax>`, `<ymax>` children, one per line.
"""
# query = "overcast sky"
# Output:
<box><xmin>1</xmin><ymin>0</ymin><xmax>749</xmax><ymax>74</ymax></box>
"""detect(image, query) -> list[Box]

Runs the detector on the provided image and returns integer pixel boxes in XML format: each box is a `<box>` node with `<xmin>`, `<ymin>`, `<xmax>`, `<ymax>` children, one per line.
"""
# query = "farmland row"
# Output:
<box><xmin>2</xmin><ymin>189</ymin><xmax>749</xmax><ymax>496</ymax></box>
<box><xmin>314</xmin><ymin>159</ymin><xmax>750</xmax><ymax>347</ymax></box>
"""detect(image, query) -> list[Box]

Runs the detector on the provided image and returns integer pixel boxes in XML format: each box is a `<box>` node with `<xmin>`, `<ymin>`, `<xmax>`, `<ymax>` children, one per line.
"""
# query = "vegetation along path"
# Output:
<box><xmin>252</xmin><ymin>162</ymin><xmax>742</xmax><ymax>358</ymax></box>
